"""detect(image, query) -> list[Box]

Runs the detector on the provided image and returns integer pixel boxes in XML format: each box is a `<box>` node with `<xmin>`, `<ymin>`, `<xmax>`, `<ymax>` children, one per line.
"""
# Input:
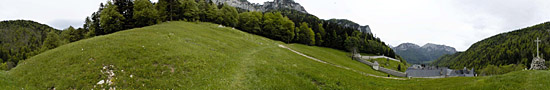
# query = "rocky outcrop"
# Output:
<box><xmin>326</xmin><ymin>19</ymin><xmax>372</xmax><ymax>34</ymax></box>
<box><xmin>393</xmin><ymin>43</ymin><xmax>421</xmax><ymax>51</ymax></box>
<box><xmin>210</xmin><ymin>0</ymin><xmax>308</xmax><ymax>13</ymax></box>
<box><xmin>421</xmin><ymin>43</ymin><xmax>457</xmax><ymax>53</ymax></box>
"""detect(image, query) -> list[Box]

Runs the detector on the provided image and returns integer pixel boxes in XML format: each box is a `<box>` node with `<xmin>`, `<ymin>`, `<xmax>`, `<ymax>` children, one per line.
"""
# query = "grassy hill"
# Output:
<box><xmin>2</xmin><ymin>21</ymin><xmax>550</xmax><ymax>89</ymax></box>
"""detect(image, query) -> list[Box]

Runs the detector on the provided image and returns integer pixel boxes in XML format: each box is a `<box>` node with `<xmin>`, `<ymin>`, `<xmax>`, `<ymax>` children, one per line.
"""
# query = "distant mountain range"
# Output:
<box><xmin>392</xmin><ymin>43</ymin><xmax>457</xmax><ymax>64</ymax></box>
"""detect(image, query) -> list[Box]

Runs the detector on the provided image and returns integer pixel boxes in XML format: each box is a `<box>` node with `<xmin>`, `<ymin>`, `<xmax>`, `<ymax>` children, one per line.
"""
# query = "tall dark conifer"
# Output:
<box><xmin>113</xmin><ymin>0</ymin><xmax>135</xmax><ymax>29</ymax></box>
<box><xmin>157</xmin><ymin>0</ymin><xmax>182</xmax><ymax>21</ymax></box>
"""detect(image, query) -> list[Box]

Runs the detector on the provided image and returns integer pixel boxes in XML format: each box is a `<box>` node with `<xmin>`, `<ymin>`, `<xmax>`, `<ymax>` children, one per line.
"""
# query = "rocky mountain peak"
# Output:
<box><xmin>394</xmin><ymin>43</ymin><xmax>420</xmax><ymax>51</ymax></box>
<box><xmin>421</xmin><ymin>43</ymin><xmax>457</xmax><ymax>53</ymax></box>
<box><xmin>211</xmin><ymin>0</ymin><xmax>308</xmax><ymax>13</ymax></box>
<box><xmin>326</xmin><ymin>19</ymin><xmax>372</xmax><ymax>33</ymax></box>
<box><xmin>392</xmin><ymin>43</ymin><xmax>457</xmax><ymax>64</ymax></box>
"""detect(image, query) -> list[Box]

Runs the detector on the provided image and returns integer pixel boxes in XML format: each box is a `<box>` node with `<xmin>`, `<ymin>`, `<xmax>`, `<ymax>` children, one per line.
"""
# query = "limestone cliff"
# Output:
<box><xmin>326</xmin><ymin>19</ymin><xmax>372</xmax><ymax>34</ymax></box>
<box><xmin>210</xmin><ymin>0</ymin><xmax>308</xmax><ymax>13</ymax></box>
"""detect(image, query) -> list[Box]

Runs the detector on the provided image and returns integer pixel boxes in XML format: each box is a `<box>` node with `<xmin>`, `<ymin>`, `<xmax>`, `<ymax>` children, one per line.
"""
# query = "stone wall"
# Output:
<box><xmin>357</xmin><ymin>59</ymin><xmax>376</xmax><ymax>66</ymax></box>
<box><xmin>378</xmin><ymin>67</ymin><xmax>407</xmax><ymax>77</ymax></box>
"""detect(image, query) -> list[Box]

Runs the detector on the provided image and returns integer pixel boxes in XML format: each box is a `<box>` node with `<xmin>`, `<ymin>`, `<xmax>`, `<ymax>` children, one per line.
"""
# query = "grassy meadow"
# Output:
<box><xmin>1</xmin><ymin>21</ymin><xmax>549</xmax><ymax>89</ymax></box>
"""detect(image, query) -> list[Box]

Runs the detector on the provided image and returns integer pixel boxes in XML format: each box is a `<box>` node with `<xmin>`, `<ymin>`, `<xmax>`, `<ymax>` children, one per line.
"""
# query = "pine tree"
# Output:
<box><xmin>113</xmin><ymin>0</ymin><xmax>134</xmax><ymax>29</ymax></box>
<box><xmin>156</xmin><ymin>0</ymin><xmax>182</xmax><ymax>21</ymax></box>
<box><xmin>197</xmin><ymin>0</ymin><xmax>209</xmax><ymax>22</ymax></box>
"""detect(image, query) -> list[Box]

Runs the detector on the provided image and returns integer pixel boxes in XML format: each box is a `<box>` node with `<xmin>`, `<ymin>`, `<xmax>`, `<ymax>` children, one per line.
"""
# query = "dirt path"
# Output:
<box><xmin>231</xmin><ymin>45</ymin><xmax>272</xmax><ymax>89</ymax></box>
<box><xmin>278</xmin><ymin>44</ymin><xmax>406</xmax><ymax>80</ymax></box>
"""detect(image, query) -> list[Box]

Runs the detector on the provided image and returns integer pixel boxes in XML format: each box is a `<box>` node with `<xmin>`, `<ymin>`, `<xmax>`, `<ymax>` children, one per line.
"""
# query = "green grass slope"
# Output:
<box><xmin>5</xmin><ymin>21</ymin><xmax>550</xmax><ymax>89</ymax></box>
<box><xmin>285</xmin><ymin>44</ymin><xmax>388</xmax><ymax>76</ymax></box>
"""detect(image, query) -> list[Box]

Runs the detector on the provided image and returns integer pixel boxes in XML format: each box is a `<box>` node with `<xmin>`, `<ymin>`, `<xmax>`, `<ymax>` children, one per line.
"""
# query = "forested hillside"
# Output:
<box><xmin>0</xmin><ymin>20</ymin><xmax>89</xmax><ymax>70</ymax></box>
<box><xmin>433</xmin><ymin>22</ymin><xmax>550</xmax><ymax>72</ymax></box>
<box><xmin>270</xmin><ymin>8</ymin><xmax>397</xmax><ymax>58</ymax></box>
<box><xmin>0</xmin><ymin>20</ymin><xmax>59</xmax><ymax>70</ymax></box>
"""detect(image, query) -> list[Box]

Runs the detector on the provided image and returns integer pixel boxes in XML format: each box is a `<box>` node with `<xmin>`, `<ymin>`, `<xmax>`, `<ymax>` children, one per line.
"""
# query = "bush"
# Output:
<box><xmin>0</xmin><ymin>62</ymin><xmax>6</xmax><ymax>70</ymax></box>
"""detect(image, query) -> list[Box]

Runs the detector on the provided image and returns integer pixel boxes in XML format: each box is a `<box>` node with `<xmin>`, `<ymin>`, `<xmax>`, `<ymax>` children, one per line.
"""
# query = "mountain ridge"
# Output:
<box><xmin>392</xmin><ymin>43</ymin><xmax>457</xmax><ymax>64</ymax></box>
<box><xmin>211</xmin><ymin>0</ymin><xmax>308</xmax><ymax>13</ymax></box>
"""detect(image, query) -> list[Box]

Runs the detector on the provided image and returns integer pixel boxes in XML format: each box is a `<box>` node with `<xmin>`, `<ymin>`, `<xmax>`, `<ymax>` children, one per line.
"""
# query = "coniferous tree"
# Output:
<box><xmin>156</xmin><ymin>0</ymin><xmax>182</xmax><ymax>21</ymax></box>
<box><xmin>85</xmin><ymin>3</ymin><xmax>105</xmax><ymax>36</ymax></box>
<box><xmin>197</xmin><ymin>0</ymin><xmax>209</xmax><ymax>22</ymax></box>
<box><xmin>113</xmin><ymin>0</ymin><xmax>134</xmax><ymax>29</ymax></box>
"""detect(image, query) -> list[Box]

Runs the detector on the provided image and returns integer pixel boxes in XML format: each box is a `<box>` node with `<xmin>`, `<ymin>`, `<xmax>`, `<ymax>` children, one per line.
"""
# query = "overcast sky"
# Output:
<box><xmin>1</xmin><ymin>0</ymin><xmax>550</xmax><ymax>51</ymax></box>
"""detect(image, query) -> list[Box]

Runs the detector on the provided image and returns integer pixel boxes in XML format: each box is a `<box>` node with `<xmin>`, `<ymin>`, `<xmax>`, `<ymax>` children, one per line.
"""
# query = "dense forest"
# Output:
<box><xmin>1</xmin><ymin>0</ymin><xmax>399</xmax><ymax>70</ymax></box>
<box><xmin>0</xmin><ymin>20</ymin><xmax>90</xmax><ymax>70</ymax></box>
<box><xmin>432</xmin><ymin>22</ymin><xmax>550</xmax><ymax>74</ymax></box>
<box><xmin>0</xmin><ymin>20</ymin><xmax>58</xmax><ymax>70</ymax></box>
